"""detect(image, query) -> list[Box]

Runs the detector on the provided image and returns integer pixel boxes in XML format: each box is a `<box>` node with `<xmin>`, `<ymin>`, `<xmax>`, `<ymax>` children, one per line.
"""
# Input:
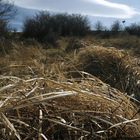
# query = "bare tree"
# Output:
<box><xmin>111</xmin><ymin>20</ymin><xmax>122</xmax><ymax>33</ymax></box>
<box><xmin>0</xmin><ymin>0</ymin><xmax>16</xmax><ymax>21</ymax></box>
<box><xmin>94</xmin><ymin>21</ymin><xmax>105</xmax><ymax>33</ymax></box>
<box><xmin>0</xmin><ymin>0</ymin><xmax>16</xmax><ymax>37</ymax></box>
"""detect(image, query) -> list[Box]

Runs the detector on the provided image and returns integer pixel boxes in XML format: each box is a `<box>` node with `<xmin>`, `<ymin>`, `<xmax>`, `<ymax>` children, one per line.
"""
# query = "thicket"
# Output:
<box><xmin>22</xmin><ymin>12</ymin><xmax>90</xmax><ymax>44</ymax></box>
<box><xmin>0</xmin><ymin>20</ymin><xmax>8</xmax><ymax>37</ymax></box>
<box><xmin>125</xmin><ymin>23</ymin><xmax>140</xmax><ymax>36</ymax></box>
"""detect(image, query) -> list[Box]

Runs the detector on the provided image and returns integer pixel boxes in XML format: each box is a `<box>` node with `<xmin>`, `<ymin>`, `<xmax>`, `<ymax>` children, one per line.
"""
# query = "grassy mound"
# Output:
<box><xmin>72</xmin><ymin>46</ymin><xmax>140</xmax><ymax>100</ymax></box>
<box><xmin>0</xmin><ymin>70</ymin><xmax>140</xmax><ymax>140</ymax></box>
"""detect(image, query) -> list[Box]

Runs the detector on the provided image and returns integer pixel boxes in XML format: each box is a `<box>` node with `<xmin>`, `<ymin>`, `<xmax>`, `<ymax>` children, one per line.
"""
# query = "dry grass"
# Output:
<box><xmin>99</xmin><ymin>36</ymin><xmax>140</xmax><ymax>56</ymax></box>
<box><xmin>0</xmin><ymin>40</ymin><xmax>139</xmax><ymax>139</ymax></box>
<box><xmin>71</xmin><ymin>46</ymin><xmax>140</xmax><ymax>100</ymax></box>
<box><xmin>0</xmin><ymin>70</ymin><xmax>140</xmax><ymax>140</ymax></box>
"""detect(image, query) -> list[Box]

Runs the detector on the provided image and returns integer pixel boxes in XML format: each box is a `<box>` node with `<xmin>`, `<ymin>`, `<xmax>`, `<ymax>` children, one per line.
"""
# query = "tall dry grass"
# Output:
<box><xmin>0</xmin><ymin>40</ymin><xmax>139</xmax><ymax>139</ymax></box>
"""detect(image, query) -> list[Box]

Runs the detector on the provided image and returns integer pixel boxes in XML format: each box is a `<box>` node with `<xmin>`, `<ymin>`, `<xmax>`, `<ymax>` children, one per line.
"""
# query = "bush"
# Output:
<box><xmin>22</xmin><ymin>12</ymin><xmax>90</xmax><ymax>44</ymax></box>
<box><xmin>125</xmin><ymin>23</ymin><xmax>140</xmax><ymax>36</ymax></box>
<box><xmin>111</xmin><ymin>20</ymin><xmax>122</xmax><ymax>35</ymax></box>
<box><xmin>43</xmin><ymin>31</ymin><xmax>58</xmax><ymax>46</ymax></box>
<box><xmin>0</xmin><ymin>0</ymin><xmax>16</xmax><ymax>38</ymax></box>
<box><xmin>0</xmin><ymin>20</ymin><xmax>8</xmax><ymax>37</ymax></box>
<box><xmin>94</xmin><ymin>21</ymin><xmax>105</xmax><ymax>33</ymax></box>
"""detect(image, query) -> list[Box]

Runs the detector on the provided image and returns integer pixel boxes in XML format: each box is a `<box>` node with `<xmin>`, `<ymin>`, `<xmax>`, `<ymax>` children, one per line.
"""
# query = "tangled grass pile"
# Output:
<box><xmin>72</xmin><ymin>46</ymin><xmax>140</xmax><ymax>100</ymax></box>
<box><xmin>0</xmin><ymin>68</ymin><xmax>140</xmax><ymax>140</ymax></box>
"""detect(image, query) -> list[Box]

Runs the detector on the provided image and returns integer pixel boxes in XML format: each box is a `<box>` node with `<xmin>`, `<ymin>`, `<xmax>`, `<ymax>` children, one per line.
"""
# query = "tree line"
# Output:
<box><xmin>1</xmin><ymin>0</ymin><xmax>140</xmax><ymax>41</ymax></box>
<box><xmin>93</xmin><ymin>20</ymin><xmax>140</xmax><ymax>38</ymax></box>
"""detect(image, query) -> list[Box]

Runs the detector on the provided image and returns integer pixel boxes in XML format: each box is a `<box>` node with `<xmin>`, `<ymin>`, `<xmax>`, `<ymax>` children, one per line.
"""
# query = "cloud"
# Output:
<box><xmin>13</xmin><ymin>0</ymin><xmax>139</xmax><ymax>18</ymax></box>
<box><xmin>85</xmin><ymin>0</ymin><xmax>138</xmax><ymax>18</ymax></box>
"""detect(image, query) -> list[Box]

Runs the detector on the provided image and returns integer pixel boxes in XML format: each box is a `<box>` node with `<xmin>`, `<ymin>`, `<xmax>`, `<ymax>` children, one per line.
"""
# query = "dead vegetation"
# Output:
<box><xmin>70</xmin><ymin>46</ymin><xmax>140</xmax><ymax>100</ymax></box>
<box><xmin>99</xmin><ymin>36</ymin><xmax>140</xmax><ymax>56</ymax></box>
<box><xmin>0</xmin><ymin>70</ymin><xmax>140</xmax><ymax>140</ymax></box>
<box><xmin>0</xmin><ymin>39</ymin><xmax>140</xmax><ymax>139</ymax></box>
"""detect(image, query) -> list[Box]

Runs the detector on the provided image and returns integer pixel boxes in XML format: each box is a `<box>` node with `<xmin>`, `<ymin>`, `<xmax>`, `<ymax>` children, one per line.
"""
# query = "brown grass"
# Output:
<box><xmin>71</xmin><ymin>46</ymin><xmax>140</xmax><ymax>100</ymax></box>
<box><xmin>100</xmin><ymin>36</ymin><xmax>140</xmax><ymax>56</ymax></box>
<box><xmin>0</xmin><ymin>40</ymin><xmax>139</xmax><ymax>139</ymax></box>
<box><xmin>0</xmin><ymin>70</ymin><xmax>140</xmax><ymax>140</ymax></box>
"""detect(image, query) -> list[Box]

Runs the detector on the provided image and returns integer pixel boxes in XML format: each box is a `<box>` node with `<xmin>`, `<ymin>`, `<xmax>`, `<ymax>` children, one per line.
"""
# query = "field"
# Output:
<box><xmin>0</xmin><ymin>36</ymin><xmax>140</xmax><ymax>140</ymax></box>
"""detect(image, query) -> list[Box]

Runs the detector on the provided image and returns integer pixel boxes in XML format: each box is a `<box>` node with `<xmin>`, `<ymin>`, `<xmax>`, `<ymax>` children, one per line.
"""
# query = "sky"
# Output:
<box><xmin>13</xmin><ymin>0</ymin><xmax>140</xmax><ymax>19</ymax></box>
<box><xmin>6</xmin><ymin>0</ymin><xmax>140</xmax><ymax>31</ymax></box>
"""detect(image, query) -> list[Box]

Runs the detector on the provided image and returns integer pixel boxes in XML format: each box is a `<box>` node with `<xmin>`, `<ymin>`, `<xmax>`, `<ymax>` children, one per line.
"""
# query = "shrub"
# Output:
<box><xmin>94</xmin><ymin>21</ymin><xmax>105</xmax><ymax>33</ymax></box>
<box><xmin>22</xmin><ymin>12</ymin><xmax>90</xmax><ymax>44</ymax></box>
<box><xmin>22</xmin><ymin>12</ymin><xmax>51</xmax><ymax>40</ymax></box>
<box><xmin>0</xmin><ymin>0</ymin><xmax>16</xmax><ymax>38</ymax></box>
<box><xmin>111</xmin><ymin>20</ymin><xmax>122</xmax><ymax>35</ymax></box>
<box><xmin>43</xmin><ymin>31</ymin><xmax>58</xmax><ymax>46</ymax></box>
<box><xmin>0</xmin><ymin>20</ymin><xmax>8</xmax><ymax>37</ymax></box>
<box><xmin>125</xmin><ymin>23</ymin><xmax>140</xmax><ymax>36</ymax></box>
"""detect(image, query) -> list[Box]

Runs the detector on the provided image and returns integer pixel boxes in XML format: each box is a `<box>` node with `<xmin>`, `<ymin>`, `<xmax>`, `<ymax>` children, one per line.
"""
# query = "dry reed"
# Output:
<box><xmin>0</xmin><ymin>68</ymin><xmax>139</xmax><ymax>140</ymax></box>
